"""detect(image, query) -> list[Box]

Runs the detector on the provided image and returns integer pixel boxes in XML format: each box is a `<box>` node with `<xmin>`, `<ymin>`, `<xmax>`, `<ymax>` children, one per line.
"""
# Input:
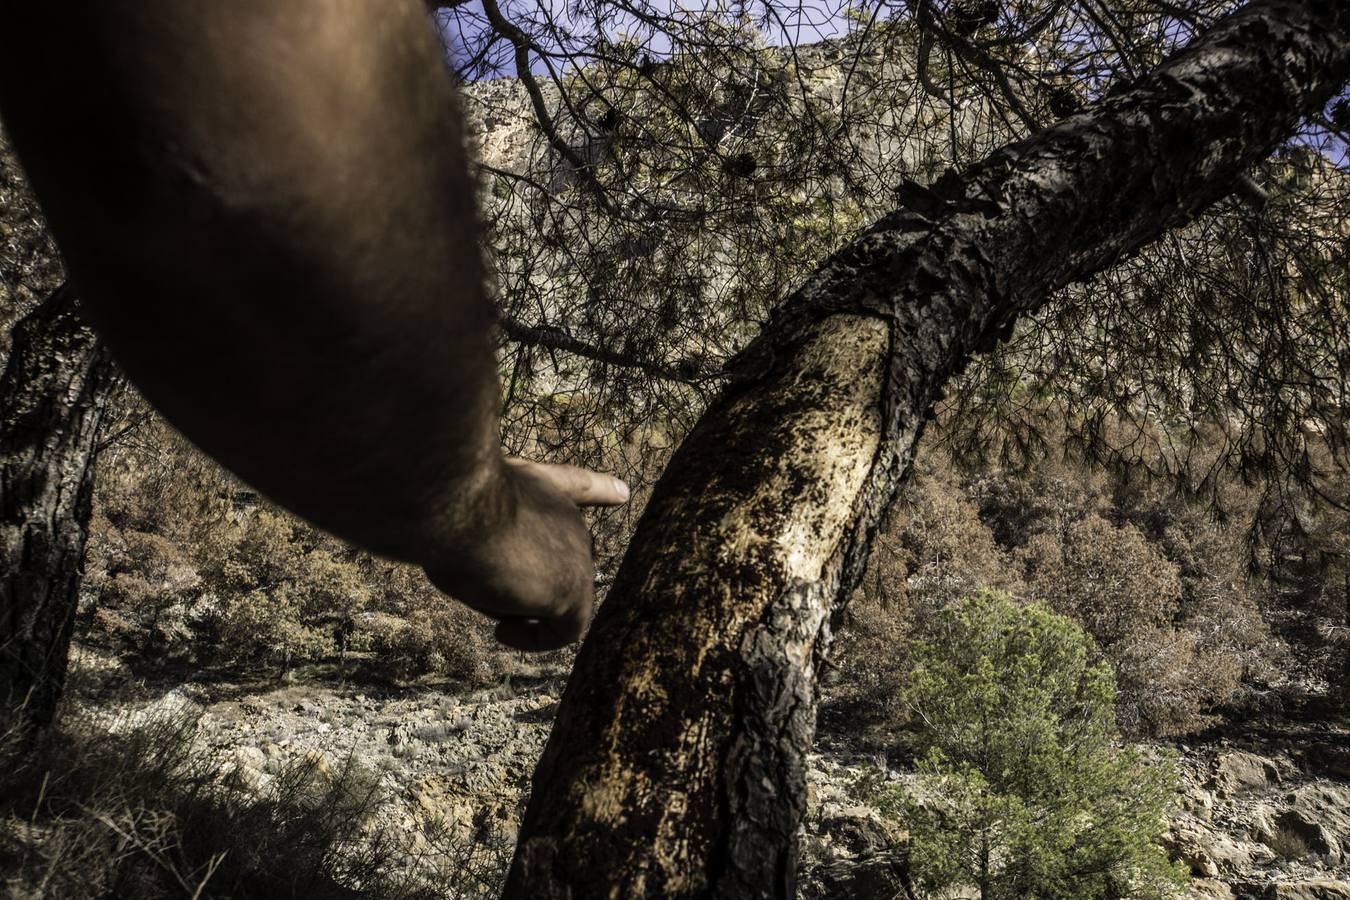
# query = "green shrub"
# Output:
<box><xmin>836</xmin><ymin>432</ymin><xmax>1276</xmax><ymax>740</ymax></box>
<box><xmin>854</xmin><ymin>591</ymin><xmax>1186</xmax><ymax>900</ymax></box>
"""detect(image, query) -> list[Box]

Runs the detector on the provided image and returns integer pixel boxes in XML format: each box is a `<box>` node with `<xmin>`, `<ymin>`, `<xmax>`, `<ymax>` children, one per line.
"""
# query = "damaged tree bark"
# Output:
<box><xmin>506</xmin><ymin>0</ymin><xmax>1350</xmax><ymax>896</ymax></box>
<box><xmin>0</xmin><ymin>284</ymin><xmax>115</xmax><ymax>732</ymax></box>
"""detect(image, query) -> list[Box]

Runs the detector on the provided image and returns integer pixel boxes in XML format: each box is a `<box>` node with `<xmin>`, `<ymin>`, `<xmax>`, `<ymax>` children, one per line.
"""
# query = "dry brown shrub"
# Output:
<box><xmin>84</xmin><ymin>446</ymin><xmax>505</xmax><ymax>684</ymax></box>
<box><xmin>1019</xmin><ymin>515</ymin><xmax>1181</xmax><ymax>648</ymax></box>
<box><xmin>1018</xmin><ymin>515</ymin><xmax>1249</xmax><ymax>736</ymax></box>
<box><xmin>1112</xmin><ymin>626</ymin><xmax>1243</xmax><ymax>736</ymax></box>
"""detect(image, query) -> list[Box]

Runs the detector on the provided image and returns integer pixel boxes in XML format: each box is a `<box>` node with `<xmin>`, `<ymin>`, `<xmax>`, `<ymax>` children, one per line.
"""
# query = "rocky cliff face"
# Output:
<box><xmin>448</xmin><ymin>29</ymin><xmax>1006</xmax><ymax>453</ymax></box>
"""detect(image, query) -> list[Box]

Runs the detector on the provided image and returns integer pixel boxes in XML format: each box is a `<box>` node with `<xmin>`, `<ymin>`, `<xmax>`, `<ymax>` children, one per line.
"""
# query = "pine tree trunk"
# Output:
<box><xmin>1341</xmin><ymin>575</ymin><xmax>1349</xmax><ymax>706</ymax></box>
<box><xmin>504</xmin><ymin>1</ymin><xmax>1350</xmax><ymax>896</ymax></box>
<box><xmin>979</xmin><ymin>835</ymin><xmax>991</xmax><ymax>900</ymax></box>
<box><xmin>0</xmin><ymin>284</ymin><xmax>115</xmax><ymax>731</ymax></box>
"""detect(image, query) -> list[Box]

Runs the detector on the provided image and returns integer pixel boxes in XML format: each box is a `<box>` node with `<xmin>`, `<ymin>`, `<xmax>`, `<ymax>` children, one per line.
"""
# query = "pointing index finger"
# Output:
<box><xmin>507</xmin><ymin>458</ymin><xmax>630</xmax><ymax>506</ymax></box>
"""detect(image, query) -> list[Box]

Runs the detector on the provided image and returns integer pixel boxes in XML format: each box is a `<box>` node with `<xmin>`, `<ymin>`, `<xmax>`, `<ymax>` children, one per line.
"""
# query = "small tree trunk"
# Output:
<box><xmin>1341</xmin><ymin>574</ymin><xmax>1349</xmax><ymax>706</ymax></box>
<box><xmin>0</xmin><ymin>284</ymin><xmax>115</xmax><ymax>731</ymax></box>
<box><xmin>505</xmin><ymin>1</ymin><xmax>1350</xmax><ymax>896</ymax></box>
<box><xmin>979</xmin><ymin>834</ymin><xmax>991</xmax><ymax>900</ymax></box>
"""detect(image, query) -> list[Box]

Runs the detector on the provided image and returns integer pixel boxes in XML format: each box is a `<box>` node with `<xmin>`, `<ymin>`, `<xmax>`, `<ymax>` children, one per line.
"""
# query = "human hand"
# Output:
<box><xmin>424</xmin><ymin>457</ymin><xmax>629</xmax><ymax>651</ymax></box>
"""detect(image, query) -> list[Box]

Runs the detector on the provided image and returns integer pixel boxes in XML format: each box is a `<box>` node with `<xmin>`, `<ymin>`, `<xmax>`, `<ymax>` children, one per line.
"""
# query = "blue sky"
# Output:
<box><xmin>436</xmin><ymin>0</ymin><xmax>861</xmax><ymax>79</ymax></box>
<box><xmin>435</xmin><ymin>0</ymin><xmax>1347</xmax><ymax>166</ymax></box>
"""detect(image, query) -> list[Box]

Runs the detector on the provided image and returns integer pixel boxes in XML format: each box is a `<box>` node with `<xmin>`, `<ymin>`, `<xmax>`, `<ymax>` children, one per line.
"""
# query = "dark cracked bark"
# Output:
<box><xmin>0</xmin><ymin>284</ymin><xmax>115</xmax><ymax>732</ymax></box>
<box><xmin>505</xmin><ymin>1</ymin><xmax>1350</xmax><ymax>897</ymax></box>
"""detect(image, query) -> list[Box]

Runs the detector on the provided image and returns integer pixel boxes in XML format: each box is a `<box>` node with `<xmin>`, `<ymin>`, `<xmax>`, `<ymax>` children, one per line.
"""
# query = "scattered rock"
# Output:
<box><xmin>1277</xmin><ymin>784</ymin><xmax>1350</xmax><ymax>865</ymax></box>
<box><xmin>81</xmin><ymin>665</ymin><xmax>1348</xmax><ymax>898</ymax></box>
<box><xmin>1214</xmin><ymin>751</ymin><xmax>1282</xmax><ymax>798</ymax></box>
<box><xmin>1191</xmin><ymin>878</ymin><xmax>1237</xmax><ymax>899</ymax></box>
<box><xmin>1262</xmin><ymin>879</ymin><xmax>1350</xmax><ymax>900</ymax></box>
<box><xmin>231</xmin><ymin>745</ymin><xmax>267</xmax><ymax>772</ymax></box>
<box><xmin>222</xmin><ymin>761</ymin><xmax>271</xmax><ymax>794</ymax></box>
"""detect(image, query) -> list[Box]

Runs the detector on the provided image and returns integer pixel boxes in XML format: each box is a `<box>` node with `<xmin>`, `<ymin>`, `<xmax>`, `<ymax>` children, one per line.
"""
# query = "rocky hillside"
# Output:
<box><xmin>1167</xmin><ymin>725</ymin><xmax>1350</xmax><ymax>899</ymax></box>
<box><xmin>72</xmin><ymin>646</ymin><xmax>1348</xmax><ymax>900</ymax></box>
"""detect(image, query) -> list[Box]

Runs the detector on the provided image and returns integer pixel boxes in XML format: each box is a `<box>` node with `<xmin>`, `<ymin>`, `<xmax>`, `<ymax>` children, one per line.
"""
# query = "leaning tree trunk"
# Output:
<box><xmin>0</xmin><ymin>284</ymin><xmax>114</xmax><ymax>731</ymax></box>
<box><xmin>505</xmin><ymin>1</ymin><xmax>1350</xmax><ymax>896</ymax></box>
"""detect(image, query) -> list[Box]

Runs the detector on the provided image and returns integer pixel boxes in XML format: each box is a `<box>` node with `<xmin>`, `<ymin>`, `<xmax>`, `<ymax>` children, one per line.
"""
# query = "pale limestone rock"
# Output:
<box><xmin>1189</xmin><ymin>878</ymin><xmax>1236</xmax><ymax>899</ymax></box>
<box><xmin>1265</xmin><ymin>879</ymin><xmax>1350</xmax><ymax>900</ymax></box>
<box><xmin>1169</xmin><ymin>818</ymin><xmax>1221</xmax><ymax>878</ymax></box>
<box><xmin>1185</xmin><ymin>781</ymin><xmax>1218</xmax><ymax>822</ymax></box>
<box><xmin>1213</xmin><ymin>751</ymin><xmax>1282</xmax><ymax>797</ymax></box>
<box><xmin>1244</xmin><ymin>801</ymin><xmax>1281</xmax><ymax>845</ymax></box>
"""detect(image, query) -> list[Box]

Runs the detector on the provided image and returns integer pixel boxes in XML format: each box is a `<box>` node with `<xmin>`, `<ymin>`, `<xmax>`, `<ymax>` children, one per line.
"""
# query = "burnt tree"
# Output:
<box><xmin>0</xmin><ymin>284</ymin><xmax>114</xmax><ymax>730</ymax></box>
<box><xmin>505</xmin><ymin>0</ymin><xmax>1350</xmax><ymax>896</ymax></box>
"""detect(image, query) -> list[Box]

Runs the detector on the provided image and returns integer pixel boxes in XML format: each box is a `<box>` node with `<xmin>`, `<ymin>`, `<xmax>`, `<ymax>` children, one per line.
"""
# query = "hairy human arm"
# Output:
<box><xmin>0</xmin><ymin>1</ymin><xmax>625</xmax><ymax>649</ymax></box>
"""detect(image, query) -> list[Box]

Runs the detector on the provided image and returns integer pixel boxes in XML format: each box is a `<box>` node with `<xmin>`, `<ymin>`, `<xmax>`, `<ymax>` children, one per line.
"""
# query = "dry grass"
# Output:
<box><xmin>0</xmin><ymin>701</ymin><xmax>508</xmax><ymax>899</ymax></box>
<box><xmin>1266</xmin><ymin>825</ymin><xmax>1312</xmax><ymax>862</ymax></box>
